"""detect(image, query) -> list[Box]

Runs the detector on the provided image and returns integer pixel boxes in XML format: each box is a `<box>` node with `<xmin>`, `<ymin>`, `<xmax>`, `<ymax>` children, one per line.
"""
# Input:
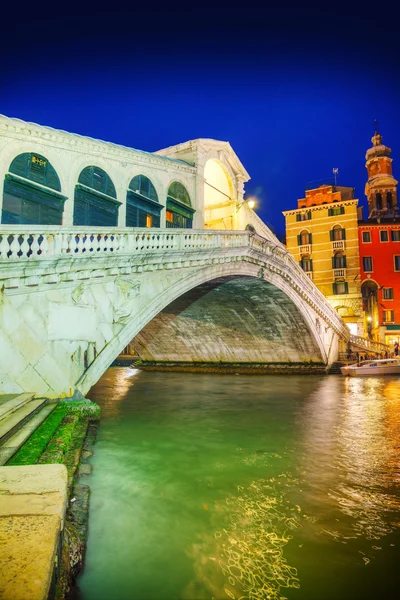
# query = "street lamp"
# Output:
<box><xmin>236</xmin><ymin>198</ymin><xmax>256</xmax><ymax>212</ymax></box>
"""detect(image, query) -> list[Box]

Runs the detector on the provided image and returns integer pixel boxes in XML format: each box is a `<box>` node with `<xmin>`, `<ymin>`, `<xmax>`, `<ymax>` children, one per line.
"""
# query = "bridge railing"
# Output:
<box><xmin>349</xmin><ymin>334</ymin><xmax>390</xmax><ymax>355</ymax></box>
<box><xmin>0</xmin><ymin>227</ymin><xmax>250</xmax><ymax>260</ymax></box>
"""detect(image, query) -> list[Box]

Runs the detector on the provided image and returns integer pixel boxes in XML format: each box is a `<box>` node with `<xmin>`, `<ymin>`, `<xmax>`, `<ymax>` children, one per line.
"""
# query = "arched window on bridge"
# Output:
<box><xmin>330</xmin><ymin>224</ymin><xmax>346</xmax><ymax>241</ymax></box>
<box><xmin>126</xmin><ymin>175</ymin><xmax>162</xmax><ymax>228</ymax></box>
<box><xmin>2</xmin><ymin>152</ymin><xmax>67</xmax><ymax>224</ymax></box>
<box><xmin>166</xmin><ymin>181</ymin><xmax>195</xmax><ymax>229</ymax></box>
<box><xmin>74</xmin><ymin>166</ymin><xmax>121</xmax><ymax>226</ymax></box>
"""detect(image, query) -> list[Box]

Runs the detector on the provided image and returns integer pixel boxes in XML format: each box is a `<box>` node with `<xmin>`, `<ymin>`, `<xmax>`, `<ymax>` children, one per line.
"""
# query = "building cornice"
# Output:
<box><xmin>0</xmin><ymin>114</ymin><xmax>196</xmax><ymax>174</ymax></box>
<box><xmin>282</xmin><ymin>199</ymin><xmax>359</xmax><ymax>216</ymax></box>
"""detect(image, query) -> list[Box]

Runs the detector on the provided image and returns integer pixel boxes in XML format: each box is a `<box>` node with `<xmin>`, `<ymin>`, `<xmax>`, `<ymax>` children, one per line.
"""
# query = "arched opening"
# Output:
<box><xmin>245</xmin><ymin>224</ymin><xmax>255</xmax><ymax>233</ymax></box>
<box><xmin>300</xmin><ymin>255</ymin><xmax>312</xmax><ymax>272</ymax></box>
<box><xmin>74</xmin><ymin>166</ymin><xmax>121</xmax><ymax>226</ymax></box>
<box><xmin>2</xmin><ymin>152</ymin><xmax>66</xmax><ymax>224</ymax></box>
<box><xmin>166</xmin><ymin>181</ymin><xmax>194</xmax><ymax>229</ymax></box>
<box><xmin>361</xmin><ymin>280</ymin><xmax>379</xmax><ymax>340</ymax></box>
<box><xmin>126</xmin><ymin>175</ymin><xmax>161</xmax><ymax>228</ymax></box>
<box><xmin>298</xmin><ymin>229</ymin><xmax>311</xmax><ymax>246</ymax></box>
<box><xmin>330</xmin><ymin>224</ymin><xmax>345</xmax><ymax>241</ymax></box>
<box><xmin>332</xmin><ymin>251</ymin><xmax>346</xmax><ymax>269</ymax></box>
<box><xmin>376</xmin><ymin>193</ymin><xmax>382</xmax><ymax>210</ymax></box>
<box><xmin>204</xmin><ymin>159</ymin><xmax>234</xmax><ymax>229</ymax></box>
<box><xmin>387</xmin><ymin>191</ymin><xmax>393</xmax><ymax>209</ymax></box>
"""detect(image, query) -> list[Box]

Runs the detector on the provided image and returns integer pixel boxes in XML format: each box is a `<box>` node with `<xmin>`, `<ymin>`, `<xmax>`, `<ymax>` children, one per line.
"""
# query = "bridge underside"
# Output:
<box><xmin>133</xmin><ymin>276</ymin><xmax>323</xmax><ymax>366</ymax></box>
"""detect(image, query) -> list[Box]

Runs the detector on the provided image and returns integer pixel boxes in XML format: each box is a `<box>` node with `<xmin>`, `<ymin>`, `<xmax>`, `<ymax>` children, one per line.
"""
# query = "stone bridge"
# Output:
<box><xmin>0</xmin><ymin>226</ymin><xmax>351</xmax><ymax>399</ymax></box>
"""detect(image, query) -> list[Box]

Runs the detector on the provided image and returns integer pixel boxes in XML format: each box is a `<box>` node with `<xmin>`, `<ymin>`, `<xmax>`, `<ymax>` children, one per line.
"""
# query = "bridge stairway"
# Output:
<box><xmin>327</xmin><ymin>362</ymin><xmax>347</xmax><ymax>375</ymax></box>
<box><xmin>0</xmin><ymin>393</ymin><xmax>56</xmax><ymax>465</ymax></box>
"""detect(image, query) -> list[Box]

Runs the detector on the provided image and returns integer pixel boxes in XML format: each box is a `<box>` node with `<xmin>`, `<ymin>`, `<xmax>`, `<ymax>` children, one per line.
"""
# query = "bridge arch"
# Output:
<box><xmin>77</xmin><ymin>260</ymin><xmax>328</xmax><ymax>396</ymax></box>
<box><xmin>73</xmin><ymin>165</ymin><xmax>121</xmax><ymax>226</ymax></box>
<box><xmin>204</xmin><ymin>158</ymin><xmax>236</xmax><ymax>230</ymax></box>
<box><xmin>2</xmin><ymin>151</ymin><xmax>67</xmax><ymax>224</ymax></box>
<box><xmin>126</xmin><ymin>174</ymin><xmax>162</xmax><ymax>228</ymax></box>
<box><xmin>166</xmin><ymin>180</ymin><xmax>194</xmax><ymax>228</ymax></box>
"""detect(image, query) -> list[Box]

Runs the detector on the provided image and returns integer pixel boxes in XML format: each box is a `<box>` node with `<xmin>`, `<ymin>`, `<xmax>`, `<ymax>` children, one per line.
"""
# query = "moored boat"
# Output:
<box><xmin>341</xmin><ymin>358</ymin><xmax>400</xmax><ymax>377</ymax></box>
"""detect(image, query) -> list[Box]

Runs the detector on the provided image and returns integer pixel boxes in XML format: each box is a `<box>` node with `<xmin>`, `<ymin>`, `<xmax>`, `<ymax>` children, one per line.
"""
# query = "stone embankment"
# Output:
<box><xmin>134</xmin><ymin>360</ymin><xmax>327</xmax><ymax>375</ymax></box>
<box><xmin>0</xmin><ymin>395</ymin><xmax>100</xmax><ymax>600</ymax></box>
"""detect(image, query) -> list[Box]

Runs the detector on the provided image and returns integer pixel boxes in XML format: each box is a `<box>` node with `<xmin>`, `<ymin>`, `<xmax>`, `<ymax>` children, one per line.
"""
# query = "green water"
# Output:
<box><xmin>75</xmin><ymin>369</ymin><xmax>400</xmax><ymax>600</ymax></box>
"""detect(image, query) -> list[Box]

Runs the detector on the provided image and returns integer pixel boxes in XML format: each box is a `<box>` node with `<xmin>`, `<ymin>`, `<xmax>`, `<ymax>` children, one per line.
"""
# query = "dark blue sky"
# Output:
<box><xmin>1</xmin><ymin>2</ymin><xmax>399</xmax><ymax>238</ymax></box>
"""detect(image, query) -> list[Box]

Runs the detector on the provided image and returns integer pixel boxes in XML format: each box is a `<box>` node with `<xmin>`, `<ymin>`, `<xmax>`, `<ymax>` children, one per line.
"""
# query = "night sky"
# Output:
<box><xmin>1</xmin><ymin>2</ymin><xmax>399</xmax><ymax>239</ymax></box>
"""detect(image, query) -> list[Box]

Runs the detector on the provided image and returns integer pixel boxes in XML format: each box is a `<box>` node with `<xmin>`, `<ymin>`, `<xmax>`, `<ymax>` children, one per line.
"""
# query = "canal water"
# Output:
<box><xmin>74</xmin><ymin>369</ymin><xmax>400</xmax><ymax>600</ymax></box>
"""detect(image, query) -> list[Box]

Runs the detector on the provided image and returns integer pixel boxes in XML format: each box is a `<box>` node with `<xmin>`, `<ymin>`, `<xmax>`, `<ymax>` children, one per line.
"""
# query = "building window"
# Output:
<box><xmin>394</xmin><ymin>256</ymin><xmax>400</xmax><ymax>271</ymax></box>
<box><xmin>383</xmin><ymin>310</ymin><xmax>395</xmax><ymax>323</ymax></box>
<box><xmin>328</xmin><ymin>205</ymin><xmax>345</xmax><ymax>216</ymax></box>
<box><xmin>300</xmin><ymin>257</ymin><xmax>313</xmax><ymax>272</ymax></box>
<box><xmin>166</xmin><ymin>210</ymin><xmax>173</xmax><ymax>223</ymax></box>
<box><xmin>391</xmin><ymin>230</ymin><xmax>400</xmax><ymax>242</ymax></box>
<box><xmin>362</xmin><ymin>231</ymin><xmax>371</xmax><ymax>243</ymax></box>
<box><xmin>296</xmin><ymin>211</ymin><xmax>311</xmax><ymax>221</ymax></box>
<box><xmin>146</xmin><ymin>214</ymin><xmax>152</xmax><ymax>228</ymax></box>
<box><xmin>387</xmin><ymin>192</ymin><xmax>393</xmax><ymax>208</ymax></box>
<box><xmin>363</xmin><ymin>256</ymin><xmax>373</xmax><ymax>272</ymax></box>
<box><xmin>332</xmin><ymin>252</ymin><xmax>347</xmax><ymax>268</ymax></box>
<box><xmin>297</xmin><ymin>230</ymin><xmax>312</xmax><ymax>245</ymax></box>
<box><xmin>333</xmin><ymin>282</ymin><xmax>348</xmax><ymax>294</ymax></box>
<box><xmin>376</xmin><ymin>193</ymin><xmax>382</xmax><ymax>210</ymax></box>
<box><xmin>380</xmin><ymin>230</ymin><xmax>389</xmax><ymax>242</ymax></box>
<box><xmin>330</xmin><ymin>225</ymin><xmax>346</xmax><ymax>241</ymax></box>
<box><xmin>383</xmin><ymin>288</ymin><xmax>394</xmax><ymax>300</ymax></box>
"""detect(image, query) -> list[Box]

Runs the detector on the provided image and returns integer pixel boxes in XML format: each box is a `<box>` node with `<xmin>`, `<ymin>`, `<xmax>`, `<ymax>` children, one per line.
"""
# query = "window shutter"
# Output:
<box><xmin>342</xmin><ymin>255</ymin><xmax>347</xmax><ymax>268</ymax></box>
<box><xmin>309</xmin><ymin>233</ymin><xmax>312</xmax><ymax>244</ymax></box>
<box><xmin>333</xmin><ymin>283</ymin><xmax>337</xmax><ymax>294</ymax></box>
<box><xmin>342</xmin><ymin>228</ymin><xmax>346</xmax><ymax>240</ymax></box>
<box><xmin>340</xmin><ymin>206</ymin><xmax>345</xmax><ymax>215</ymax></box>
<box><xmin>328</xmin><ymin>208</ymin><xmax>333</xmax><ymax>216</ymax></box>
<box><xmin>310</xmin><ymin>259</ymin><xmax>313</xmax><ymax>271</ymax></box>
<box><xmin>345</xmin><ymin>282</ymin><xmax>349</xmax><ymax>293</ymax></box>
<box><xmin>330</xmin><ymin>230</ymin><xmax>334</xmax><ymax>241</ymax></box>
<box><xmin>297</xmin><ymin>234</ymin><xmax>301</xmax><ymax>245</ymax></box>
<box><xmin>307</xmin><ymin>211</ymin><xmax>311</xmax><ymax>220</ymax></box>
<box><xmin>332</xmin><ymin>256</ymin><xmax>336</xmax><ymax>268</ymax></box>
<box><xmin>296</xmin><ymin>213</ymin><xmax>301</xmax><ymax>222</ymax></box>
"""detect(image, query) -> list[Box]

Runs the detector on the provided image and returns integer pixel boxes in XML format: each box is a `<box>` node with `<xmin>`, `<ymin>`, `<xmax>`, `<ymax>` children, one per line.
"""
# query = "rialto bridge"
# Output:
<box><xmin>0</xmin><ymin>114</ymin><xmax>355</xmax><ymax>399</ymax></box>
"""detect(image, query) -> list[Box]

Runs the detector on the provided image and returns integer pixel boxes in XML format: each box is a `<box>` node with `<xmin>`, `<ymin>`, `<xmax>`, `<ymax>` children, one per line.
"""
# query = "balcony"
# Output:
<box><xmin>299</xmin><ymin>244</ymin><xmax>311</xmax><ymax>255</ymax></box>
<box><xmin>304</xmin><ymin>271</ymin><xmax>313</xmax><ymax>280</ymax></box>
<box><xmin>333</xmin><ymin>268</ymin><xmax>346</xmax><ymax>280</ymax></box>
<box><xmin>332</xmin><ymin>239</ymin><xmax>345</xmax><ymax>251</ymax></box>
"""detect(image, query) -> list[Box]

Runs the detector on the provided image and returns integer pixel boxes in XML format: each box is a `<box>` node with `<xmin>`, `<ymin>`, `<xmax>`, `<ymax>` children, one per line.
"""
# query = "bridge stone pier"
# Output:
<box><xmin>0</xmin><ymin>227</ymin><xmax>350</xmax><ymax>399</ymax></box>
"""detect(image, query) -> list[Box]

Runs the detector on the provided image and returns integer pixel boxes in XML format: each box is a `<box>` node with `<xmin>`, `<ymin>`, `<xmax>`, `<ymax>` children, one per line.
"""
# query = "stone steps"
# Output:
<box><xmin>0</xmin><ymin>397</ymin><xmax>57</xmax><ymax>466</ymax></box>
<box><xmin>0</xmin><ymin>392</ymin><xmax>35</xmax><ymax>422</ymax></box>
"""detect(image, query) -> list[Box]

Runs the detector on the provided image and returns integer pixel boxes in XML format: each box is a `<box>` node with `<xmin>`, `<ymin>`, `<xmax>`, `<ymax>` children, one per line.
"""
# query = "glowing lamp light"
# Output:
<box><xmin>247</xmin><ymin>199</ymin><xmax>255</xmax><ymax>209</ymax></box>
<box><xmin>367</xmin><ymin>316</ymin><xmax>372</xmax><ymax>322</ymax></box>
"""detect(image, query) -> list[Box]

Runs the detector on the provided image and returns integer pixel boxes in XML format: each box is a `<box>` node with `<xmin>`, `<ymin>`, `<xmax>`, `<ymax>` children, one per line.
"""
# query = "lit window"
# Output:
<box><xmin>362</xmin><ymin>231</ymin><xmax>371</xmax><ymax>243</ymax></box>
<box><xmin>392</xmin><ymin>230</ymin><xmax>400</xmax><ymax>242</ymax></box>
<box><xmin>394</xmin><ymin>256</ymin><xmax>400</xmax><ymax>271</ymax></box>
<box><xmin>166</xmin><ymin>210</ymin><xmax>173</xmax><ymax>223</ymax></box>
<box><xmin>383</xmin><ymin>310</ymin><xmax>395</xmax><ymax>323</ymax></box>
<box><xmin>380</xmin><ymin>230</ymin><xmax>389</xmax><ymax>242</ymax></box>
<box><xmin>363</xmin><ymin>256</ymin><xmax>373</xmax><ymax>272</ymax></box>
<box><xmin>146</xmin><ymin>214</ymin><xmax>152</xmax><ymax>228</ymax></box>
<box><xmin>298</xmin><ymin>230</ymin><xmax>311</xmax><ymax>245</ymax></box>
<box><xmin>383</xmin><ymin>288</ymin><xmax>394</xmax><ymax>300</ymax></box>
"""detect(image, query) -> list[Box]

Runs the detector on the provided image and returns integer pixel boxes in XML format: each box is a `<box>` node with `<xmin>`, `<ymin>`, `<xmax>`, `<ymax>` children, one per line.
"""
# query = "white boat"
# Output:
<box><xmin>341</xmin><ymin>358</ymin><xmax>400</xmax><ymax>377</ymax></box>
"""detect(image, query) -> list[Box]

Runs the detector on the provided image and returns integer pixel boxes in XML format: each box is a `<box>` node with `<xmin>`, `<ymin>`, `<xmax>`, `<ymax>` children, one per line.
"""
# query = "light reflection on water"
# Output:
<box><xmin>75</xmin><ymin>370</ymin><xmax>400</xmax><ymax>600</ymax></box>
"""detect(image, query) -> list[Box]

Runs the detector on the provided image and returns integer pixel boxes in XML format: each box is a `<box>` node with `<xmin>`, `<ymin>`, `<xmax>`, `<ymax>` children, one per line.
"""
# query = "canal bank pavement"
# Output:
<box><xmin>0</xmin><ymin>464</ymin><xmax>68</xmax><ymax>600</ymax></box>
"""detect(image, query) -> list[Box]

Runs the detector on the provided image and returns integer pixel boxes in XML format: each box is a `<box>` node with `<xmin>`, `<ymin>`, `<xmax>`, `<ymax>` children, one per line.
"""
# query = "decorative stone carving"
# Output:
<box><xmin>71</xmin><ymin>282</ymin><xmax>85</xmax><ymax>305</ymax></box>
<box><xmin>113</xmin><ymin>279</ymin><xmax>141</xmax><ymax>324</ymax></box>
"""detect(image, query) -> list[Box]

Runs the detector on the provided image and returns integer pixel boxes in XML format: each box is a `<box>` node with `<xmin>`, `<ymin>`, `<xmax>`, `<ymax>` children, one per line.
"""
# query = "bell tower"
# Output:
<box><xmin>365</xmin><ymin>121</ymin><xmax>398</xmax><ymax>219</ymax></box>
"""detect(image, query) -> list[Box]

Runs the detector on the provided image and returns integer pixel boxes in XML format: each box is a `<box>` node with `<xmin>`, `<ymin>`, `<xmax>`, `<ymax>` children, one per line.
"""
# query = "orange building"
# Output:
<box><xmin>358</xmin><ymin>126</ymin><xmax>400</xmax><ymax>345</ymax></box>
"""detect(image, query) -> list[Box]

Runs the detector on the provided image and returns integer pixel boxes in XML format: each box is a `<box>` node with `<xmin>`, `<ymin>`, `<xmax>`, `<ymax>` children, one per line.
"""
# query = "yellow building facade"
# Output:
<box><xmin>283</xmin><ymin>185</ymin><xmax>363</xmax><ymax>335</ymax></box>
